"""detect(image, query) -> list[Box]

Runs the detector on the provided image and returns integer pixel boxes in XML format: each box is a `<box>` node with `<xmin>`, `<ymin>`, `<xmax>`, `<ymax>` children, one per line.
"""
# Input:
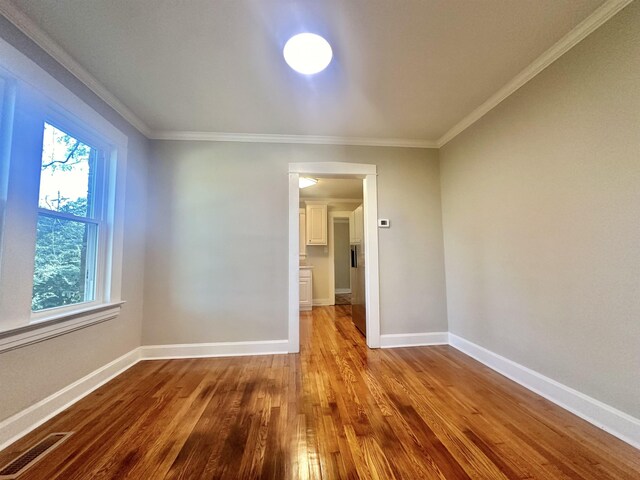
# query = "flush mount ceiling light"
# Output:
<box><xmin>299</xmin><ymin>177</ymin><xmax>318</xmax><ymax>189</ymax></box>
<box><xmin>283</xmin><ymin>33</ymin><xmax>333</xmax><ymax>75</ymax></box>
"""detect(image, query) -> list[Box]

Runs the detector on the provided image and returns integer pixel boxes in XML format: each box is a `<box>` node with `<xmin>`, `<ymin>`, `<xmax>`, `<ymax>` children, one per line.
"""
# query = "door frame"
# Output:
<box><xmin>288</xmin><ymin>162</ymin><xmax>380</xmax><ymax>352</ymax></box>
<box><xmin>328</xmin><ymin>212</ymin><xmax>352</xmax><ymax>302</ymax></box>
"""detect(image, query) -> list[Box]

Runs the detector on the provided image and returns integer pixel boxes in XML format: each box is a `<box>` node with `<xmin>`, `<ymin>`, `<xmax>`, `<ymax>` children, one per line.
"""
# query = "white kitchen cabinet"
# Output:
<box><xmin>350</xmin><ymin>204</ymin><xmax>363</xmax><ymax>244</ymax></box>
<box><xmin>299</xmin><ymin>208</ymin><xmax>306</xmax><ymax>259</ymax></box>
<box><xmin>299</xmin><ymin>267</ymin><xmax>313</xmax><ymax>311</ymax></box>
<box><xmin>349</xmin><ymin>210</ymin><xmax>356</xmax><ymax>244</ymax></box>
<box><xmin>305</xmin><ymin>201</ymin><xmax>327</xmax><ymax>245</ymax></box>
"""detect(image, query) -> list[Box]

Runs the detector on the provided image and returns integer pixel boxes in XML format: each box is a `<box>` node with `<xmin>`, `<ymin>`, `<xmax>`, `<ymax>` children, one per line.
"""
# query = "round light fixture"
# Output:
<box><xmin>283</xmin><ymin>33</ymin><xmax>332</xmax><ymax>75</ymax></box>
<box><xmin>299</xmin><ymin>177</ymin><xmax>318</xmax><ymax>189</ymax></box>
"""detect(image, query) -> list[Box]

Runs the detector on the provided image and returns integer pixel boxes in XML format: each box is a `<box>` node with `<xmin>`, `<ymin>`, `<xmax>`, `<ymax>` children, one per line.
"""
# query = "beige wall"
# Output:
<box><xmin>0</xmin><ymin>18</ymin><xmax>149</xmax><ymax>421</ymax></box>
<box><xmin>144</xmin><ymin>142</ymin><xmax>448</xmax><ymax>344</ymax></box>
<box><xmin>439</xmin><ymin>2</ymin><xmax>640</xmax><ymax>417</ymax></box>
<box><xmin>334</xmin><ymin>222</ymin><xmax>350</xmax><ymax>291</ymax></box>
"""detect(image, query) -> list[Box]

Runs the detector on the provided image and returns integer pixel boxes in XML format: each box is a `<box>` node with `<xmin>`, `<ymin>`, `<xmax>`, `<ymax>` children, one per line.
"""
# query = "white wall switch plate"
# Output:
<box><xmin>378</xmin><ymin>219</ymin><xmax>390</xmax><ymax>228</ymax></box>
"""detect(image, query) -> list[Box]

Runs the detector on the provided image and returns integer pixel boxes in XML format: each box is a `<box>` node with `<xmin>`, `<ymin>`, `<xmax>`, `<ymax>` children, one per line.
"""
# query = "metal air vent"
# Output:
<box><xmin>0</xmin><ymin>432</ymin><xmax>73</xmax><ymax>479</ymax></box>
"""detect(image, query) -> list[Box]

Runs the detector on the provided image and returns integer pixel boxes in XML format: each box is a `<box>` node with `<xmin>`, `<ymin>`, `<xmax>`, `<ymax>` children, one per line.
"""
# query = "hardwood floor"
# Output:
<box><xmin>1</xmin><ymin>306</ymin><xmax>638</xmax><ymax>479</ymax></box>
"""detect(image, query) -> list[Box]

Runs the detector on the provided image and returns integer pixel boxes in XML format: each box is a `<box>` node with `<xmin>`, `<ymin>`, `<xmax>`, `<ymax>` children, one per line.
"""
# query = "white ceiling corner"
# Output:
<box><xmin>0</xmin><ymin>0</ymin><xmax>153</xmax><ymax>137</ymax></box>
<box><xmin>436</xmin><ymin>0</ymin><xmax>634</xmax><ymax>147</ymax></box>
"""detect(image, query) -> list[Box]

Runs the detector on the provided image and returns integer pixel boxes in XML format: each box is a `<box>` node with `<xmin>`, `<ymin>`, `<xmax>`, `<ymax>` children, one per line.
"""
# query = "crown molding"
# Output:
<box><xmin>151</xmin><ymin>130</ymin><xmax>438</xmax><ymax>148</ymax></box>
<box><xmin>0</xmin><ymin>0</ymin><xmax>153</xmax><ymax>137</ymax></box>
<box><xmin>300</xmin><ymin>197</ymin><xmax>362</xmax><ymax>205</ymax></box>
<box><xmin>437</xmin><ymin>0</ymin><xmax>633</xmax><ymax>147</ymax></box>
<box><xmin>1</xmin><ymin>0</ymin><xmax>628</xmax><ymax>148</ymax></box>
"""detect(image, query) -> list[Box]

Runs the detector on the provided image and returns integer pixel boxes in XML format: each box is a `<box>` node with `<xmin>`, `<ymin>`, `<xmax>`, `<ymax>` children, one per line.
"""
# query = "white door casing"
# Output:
<box><xmin>288</xmin><ymin>162</ymin><xmax>380</xmax><ymax>352</ymax></box>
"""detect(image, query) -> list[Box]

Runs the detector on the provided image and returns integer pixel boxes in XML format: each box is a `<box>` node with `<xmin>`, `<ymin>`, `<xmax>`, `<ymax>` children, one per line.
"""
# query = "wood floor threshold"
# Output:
<box><xmin>0</xmin><ymin>306</ymin><xmax>638</xmax><ymax>479</ymax></box>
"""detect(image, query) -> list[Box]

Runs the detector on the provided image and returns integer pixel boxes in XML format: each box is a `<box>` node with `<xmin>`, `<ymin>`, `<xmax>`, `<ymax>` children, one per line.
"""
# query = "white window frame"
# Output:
<box><xmin>0</xmin><ymin>73</ymin><xmax>16</xmax><ymax>266</ymax></box>
<box><xmin>0</xmin><ymin>36</ymin><xmax>128</xmax><ymax>352</ymax></box>
<box><xmin>30</xmin><ymin>115</ymin><xmax>110</xmax><ymax>322</ymax></box>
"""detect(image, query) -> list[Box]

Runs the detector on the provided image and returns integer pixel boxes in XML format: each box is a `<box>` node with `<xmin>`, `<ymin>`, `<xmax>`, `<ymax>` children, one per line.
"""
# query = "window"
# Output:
<box><xmin>0</xmin><ymin>76</ymin><xmax>5</xmax><ymax>120</ymax></box>
<box><xmin>32</xmin><ymin>123</ymin><xmax>104</xmax><ymax>312</ymax></box>
<box><xmin>0</xmin><ymin>35</ymin><xmax>128</xmax><ymax>350</ymax></box>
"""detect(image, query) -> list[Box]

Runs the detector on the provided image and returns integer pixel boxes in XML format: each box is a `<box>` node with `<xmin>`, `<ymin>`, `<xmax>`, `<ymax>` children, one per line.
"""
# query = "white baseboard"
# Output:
<box><xmin>312</xmin><ymin>298</ymin><xmax>333</xmax><ymax>306</ymax></box>
<box><xmin>380</xmin><ymin>332</ymin><xmax>449</xmax><ymax>348</ymax></box>
<box><xmin>0</xmin><ymin>339</ymin><xmax>289</xmax><ymax>452</ymax></box>
<box><xmin>3</xmin><ymin>333</ymin><xmax>638</xmax><ymax>455</ymax></box>
<box><xmin>0</xmin><ymin>348</ymin><xmax>142</xmax><ymax>452</ymax></box>
<box><xmin>449</xmin><ymin>334</ymin><xmax>640</xmax><ymax>450</ymax></box>
<box><xmin>140</xmin><ymin>339</ymin><xmax>289</xmax><ymax>360</ymax></box>
<box><xmin>335</xmin><ymin>288</ymin><xmax>351</xmax><ymax>294</ymax></box>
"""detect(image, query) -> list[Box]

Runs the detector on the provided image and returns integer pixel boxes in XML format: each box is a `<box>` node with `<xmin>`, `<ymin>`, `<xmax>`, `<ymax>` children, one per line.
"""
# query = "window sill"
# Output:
<box><xmin>0</xmin><ymin>302</ymin><xmax>125</xmax><ymax>353</ymax></box>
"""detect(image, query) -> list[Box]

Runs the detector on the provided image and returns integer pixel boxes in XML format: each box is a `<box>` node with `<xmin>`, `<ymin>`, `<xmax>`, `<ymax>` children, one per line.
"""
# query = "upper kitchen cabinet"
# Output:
<box><xmin>299</xmin><ymin>208</ymin><xmax>307</xmax><ymax>259</ymax></box>
<box><xmin>305</xmin><ymin>201</ymin><xmax>327</xmax><ymax>245</ymax></box>
<box><xmin>350</xmin><ymin>204</ymin><xmax>363</xmax><ymax>245</ymax></box>
<box><xmin>349</xmin><ymin>210</ymin><xmax>355</xmax><ymax>243</ymax></box>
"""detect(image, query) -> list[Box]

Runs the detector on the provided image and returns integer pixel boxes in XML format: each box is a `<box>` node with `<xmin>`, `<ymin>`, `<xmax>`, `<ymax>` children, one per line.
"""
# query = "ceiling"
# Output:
<box><xmin>7</xmin><ymin>0</ymin><xmax>605</xmax><ymax>142</ymax></box>
<box><xmin>300</xmin><ymin>178</ymin><xmax>363</xmax><ymax>200</ymax></box>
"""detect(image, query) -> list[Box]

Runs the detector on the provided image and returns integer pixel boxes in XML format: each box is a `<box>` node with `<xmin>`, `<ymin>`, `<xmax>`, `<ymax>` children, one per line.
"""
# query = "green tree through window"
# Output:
<box><xmin>32</xmin><ymin>123</ymin><xmax>99</xmax><ymax>311</ymax></box>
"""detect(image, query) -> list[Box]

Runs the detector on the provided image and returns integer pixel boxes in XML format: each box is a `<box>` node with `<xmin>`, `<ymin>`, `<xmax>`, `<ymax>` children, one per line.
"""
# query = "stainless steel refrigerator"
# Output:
<box><xmin>350</xmin><ymin>242</ymin><xmax>366</xmax><ymax>336</ymax></box>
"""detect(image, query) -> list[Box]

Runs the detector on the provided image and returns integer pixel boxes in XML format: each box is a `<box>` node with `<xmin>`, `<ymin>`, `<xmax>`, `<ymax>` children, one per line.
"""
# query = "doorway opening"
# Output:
<box><xmin>288</xmin><ymin>162</ymin><xmax>380</xmax><ymax>353</ymax></box>
<box><xmin>332</xmin><ymin>217</ymin><xmax>351</xmax><ymax>306</ymax></box>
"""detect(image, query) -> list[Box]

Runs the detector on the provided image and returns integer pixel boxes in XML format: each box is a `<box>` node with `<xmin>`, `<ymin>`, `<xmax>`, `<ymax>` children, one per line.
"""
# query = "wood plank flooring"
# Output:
<box><xmin>1</xmin><ymin>306</ymin><xmax>638</xmax><ymax>479</ymax></box>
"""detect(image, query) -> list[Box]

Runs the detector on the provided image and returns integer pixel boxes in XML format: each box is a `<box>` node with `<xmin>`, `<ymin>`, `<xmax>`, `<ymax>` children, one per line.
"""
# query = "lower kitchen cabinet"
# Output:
<box><xmin>299</xmin><ymin>267</ymin><xmax>313</xmax><ymax>311</ymax></box>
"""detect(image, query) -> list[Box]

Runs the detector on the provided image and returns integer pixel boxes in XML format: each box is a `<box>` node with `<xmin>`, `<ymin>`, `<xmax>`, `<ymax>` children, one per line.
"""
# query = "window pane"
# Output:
<box><xmin>0</xmin><ymin>77</ymin><xmax>5</xmax><ymax>128</ymax></box>
<box><xmin>38</xmin><ymin>123</ymin><xmax>96</xmax><ymax>217</ymax></box>
<box><xmin>32</xmin><ymin>214</ymin><xmax>97</xmax><ymax>311</ymax></box>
